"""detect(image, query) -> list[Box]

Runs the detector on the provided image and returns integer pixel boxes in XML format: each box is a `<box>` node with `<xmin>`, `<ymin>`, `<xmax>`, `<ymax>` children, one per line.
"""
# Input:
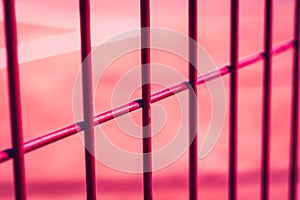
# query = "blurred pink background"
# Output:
<box><xmin>0</xmin><ymin>0</ymin><xmax>298</xmax><ymax>199</ymax></box>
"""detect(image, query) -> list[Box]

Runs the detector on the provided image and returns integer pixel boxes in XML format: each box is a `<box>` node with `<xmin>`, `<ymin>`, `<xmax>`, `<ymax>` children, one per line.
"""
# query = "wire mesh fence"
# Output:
<box><xmin>1</xmin><ymin>0</ymin><xmax>299</xmax><ymax>199</ymax></box>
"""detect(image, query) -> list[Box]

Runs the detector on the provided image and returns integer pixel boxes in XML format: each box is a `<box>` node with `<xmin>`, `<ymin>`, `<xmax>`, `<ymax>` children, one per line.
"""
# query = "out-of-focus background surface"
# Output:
<box><xmin>0</xmin><ymin>0</ymin><xmax>299</xmax><ymax>199</ymax></box>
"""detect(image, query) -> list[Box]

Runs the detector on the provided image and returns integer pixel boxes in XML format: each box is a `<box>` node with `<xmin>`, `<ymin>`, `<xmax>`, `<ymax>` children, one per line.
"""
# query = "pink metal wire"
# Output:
<box><xmin>79</xmin><ymin>0</ymin><xmax>97</xmax><ymax>199</ymax></box>
<box><xmin>261</xmin><ymin>0</ymin><xmax>273</xmax><ymax>199</ymax></box>
<box><xmin>229</xmin><ymin>0</ymin><xmax>239</xmax><ymax>199</ymax></box>
<box><xmin>188</xmin><ymin>0</ymin><xmax>198</xmax><ymax>199</ymax></box>
<box><xmin>289</xmin><ymin>0</ymin><xmax>300</xmax><ymax>199</ymax></box>
<box><xmin>140</xmin><ymin>0</ymin><xmax>153</xmax><ymax>199</ymax></box>
<box><xmin>0</xmin><ymin>40</ymin><xmax>294</xmax><ymax>164</ymax></box>
<box><xmin>3</xmin><ymin>0</ymin><xmax>27</xmax><ymax>199</ymax></box>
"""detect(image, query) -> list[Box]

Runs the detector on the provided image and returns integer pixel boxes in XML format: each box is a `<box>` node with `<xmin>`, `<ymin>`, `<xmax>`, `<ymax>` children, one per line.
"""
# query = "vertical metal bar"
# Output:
<box><xmin>261</xmin><ymin>0</ymin><xmax>273</xmax><ymax>200</ymax></box>
<box><xmin>3</xmin><ymin>0</ymin><xmax>27</xmax><ymax>199</ymax></box>
<box><xmin>79</xmin><ymin>0</ymin><xmax>97</xmax><ymax>199</ymax></box>
<box><xmin>188</xmin><ymin>0</ymin><xmax>198</xmax><ymax>200</ymax></box>
<box><xmin>140</xmin><ymin>0</ymin><xmax>152</xmax><ymax>200</ymax></box>
<box><xmin>229</xmin><ymin>0</ymin><xmax>239</xmax><ymax>200</ymax></box>
<box><xmin>289</xmin><ymin>0</ymin><xmax>300</xmax><ymax>199</ymax></box>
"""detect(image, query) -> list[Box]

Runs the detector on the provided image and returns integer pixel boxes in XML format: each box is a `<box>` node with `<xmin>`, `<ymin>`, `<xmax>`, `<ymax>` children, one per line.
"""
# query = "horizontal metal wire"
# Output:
<box><xmin>0</xmin><ymin>40</ymin><xmax>294</xmax><ymax>164</ymax></box>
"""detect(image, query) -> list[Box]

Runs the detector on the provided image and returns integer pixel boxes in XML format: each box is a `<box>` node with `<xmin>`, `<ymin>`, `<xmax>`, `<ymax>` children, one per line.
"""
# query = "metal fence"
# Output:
<box><xmin>1</xmin><ymin>0</ymin><xmax>299</xmax><ymax>200</ymax></box>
